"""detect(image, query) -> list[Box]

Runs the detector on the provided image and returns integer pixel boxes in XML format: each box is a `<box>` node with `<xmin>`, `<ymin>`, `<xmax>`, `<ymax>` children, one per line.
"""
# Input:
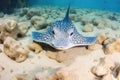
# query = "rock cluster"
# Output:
<box><xmin>26</xmin><ymin>9</ymin><xmax>40</xmax><ymax>20</ymax></box>
<box><xmin>88</xmin><ymin>34</ymin><xmax>120</xmax><ymax>55</ymax></box>
<box><xmin>92</xmin><ymin>57</ymin><xmax>120</xmax><ymax>80</ymax></box>
<box><xmin>31</xmin><ymin>16</ymin><xmax>47</xmax><ymax>30</ymax></box>
<box><xmin>92</xmin><ymin>58</ymin><xmax>115</xmax><ymax>76</ymax></box>
<box><xmin>3</xmin><ymin>37</ymin><xmax>30</xmax><ymax>62</ymax></box>
<box><xmin>88</xmin><ymin>34</ymin><xmax>107</xmax><ymax>50</ymax></box>
<box><xmin>18</xmin><ymin>21</ymin><xmax>31</xmax><ymax>36</ymax></box>
<box><xmin>104</xmin><ymin>39</ymin><xmax>120</xmax><ymax>54</ymax></box>
<box><xmin>0</xmin><ymin>18</ymin><xmax>20</xmax><ymax>42</ymax></box>
<box><xmin>82</xmin><ymin>23</ymin><xmax>94</xmax><ymax>32</ymax></box>
<box><xmin>27</xmin><ymin>42</ymin><xmax>43</xmax><ymax>54</ymax></box>
<box><xmin>46</xmin><ymin>51</ymin><xmax>66</xmax><ymax>63</ymax></box>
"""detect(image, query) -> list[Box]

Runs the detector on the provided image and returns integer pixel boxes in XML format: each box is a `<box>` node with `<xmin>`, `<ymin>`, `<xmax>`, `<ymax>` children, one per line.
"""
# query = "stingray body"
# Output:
<box><xmin>32</xmin><ymin>5</ymin><xmax>96</xmax><ymax>50</ymax></box>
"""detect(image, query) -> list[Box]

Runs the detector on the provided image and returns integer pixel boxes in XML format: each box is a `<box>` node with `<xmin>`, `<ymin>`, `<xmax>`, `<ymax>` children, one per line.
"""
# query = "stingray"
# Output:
<box><xmin>32</xmin><ymin>5</ymin><xmax>96</xmax><ymax>50</ymax></box>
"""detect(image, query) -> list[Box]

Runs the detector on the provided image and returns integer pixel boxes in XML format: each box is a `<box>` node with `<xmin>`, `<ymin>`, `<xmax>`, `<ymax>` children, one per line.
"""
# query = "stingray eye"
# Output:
<box><xmin>53</xmin><ymin>27</ymin><xmax>60</xmax><ymax>35</ymax></box>
<box><xmin>68</xmin><ymin>28</ymin><xmax>74</xmax><ymax>36</ymax></box>
<box><xmin>52</xmin><ymin>30</ymin><xmax>55</xmax><ymax>34</ymax></box>
<box><xmin>70</xmin><ymin>32</ymin><xmax>73</xmax><ymax>36</ymax></box>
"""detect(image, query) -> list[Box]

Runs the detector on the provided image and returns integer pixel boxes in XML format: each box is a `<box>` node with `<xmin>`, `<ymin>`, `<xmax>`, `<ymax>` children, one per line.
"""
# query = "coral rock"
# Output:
<box><xmin>103</xmin><ymin>38</ymin><xmax>116</xmax><ymax>46</ymax></box>
<box><xmin>0</xmin><ymin>23</ymin><xmax>10</xmax><ymax>42</ymax></box>
<box><xmin>96</xmin><ymin>34</ymin><xmax>107</xmax><ymax>44</ymax></box>
<box><xmin>97</xmin><ymin>23</ymin><xmax>105</xmax><ymax>29</ymax></box>
<box><xmin>46</xmin><ymin>18</ymin><xmax>54</xmax><ymax>26</ymax></box>
<box><xmin>80</xmin><ymin>17</ymin><xmax>92</xmax><ymax>25</ymax></box>
<box><xmin>42</xmin><ymin>14</ymin><xmax>49</xmax><ymax>19</ymax></box>
<box><xmin>94</xmin><ymin>18</ymin><xmax>107</xmax><ymax>29</ymax></box>
<box><xmin>104</xmin><ymin>39</ymin><xmax>120</xmax><ymax>54</ymax></box>
<box><xmin>19</xmin><ymin>8</ymin><xmax>28</xmax><ymax>17</ymax></box>
<box><xmin>70</xmin><ymin>9</ymin><xmax>76</xmax><ymax>14</ymax></box>
<box><xmin>70</xmin><ymin>14</ymin><xmax>75</xmax><ymax>21</ymax></box>
<box><xmin>50</xmin><ymin>10</ymin><xmax>59</xmax><ymax>19</ymax></box>
<box><xmin>31</xmin><ymin>16</ymin><xmax>47</xmax><ymax>30</ymax></box>
<box><xmin>82</xmin><ymin>23</ymin><xmax>94</xmax><ymax>32</ymax></box>
<box><xmin>26</xmin><ymin>9</ymin><xmax>40</xmax><ymax>20</ymax></box>
<box><xmin>4</xmin><ymin>18</ymin><xmax>17</xmax><ymax>32</ymax></box>
<box><xmin>3</xmin><ymin>37</ymin><xmax>29</xmax><ymax>62</ymax></box>
<box><xmin>46</xmin><ymin>51</ymin><xmax>66</xmax><ymax>63</ymax></box>
<box><xmin>18</xmin><ymin>21</ymin><xmax>31</xmax><ymax>36</ymax></box>
<box><xmin>15</xmin><ymin>74</ymin><xmax>28</xmax><ymax>80</ymax></box>
<box><xmin>92</xmin><ymin>57</ymin><xmax>115</xmax><ymax>76</ymax></box>
<box><xmin>5</xmin><ymin>18</ymin><xmax>20</xmax><ymax>39</ymax></box>
<box><xmin>27</xmin><ymin>42</ymin><xmax>43</xmax><ymax>54</ymax></box>
<box><xmin>46</xmin><ymin>51</ymin><xmax>57</xmax><ymax>60</ymax></box>
<box><xmin>0</xmin><ymin>18</ymin><xmax>20</xmax><ymax>42</ymax></box>
<box><xmin>55</xmin><ymin>51</ymin><xmax>66</xmax><ymax>63</ymax></box>
<box><xmin>108</xmin><ymin>21</ymin><xmax>120</xmax><ymax>30</ymax></box>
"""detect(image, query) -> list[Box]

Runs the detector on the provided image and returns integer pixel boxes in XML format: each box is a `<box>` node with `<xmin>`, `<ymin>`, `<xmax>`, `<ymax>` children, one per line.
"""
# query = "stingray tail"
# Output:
<box><xmin>63</xmin><ymin>4</ymin><xmax>70</xmax><ymax>21</ymax></box>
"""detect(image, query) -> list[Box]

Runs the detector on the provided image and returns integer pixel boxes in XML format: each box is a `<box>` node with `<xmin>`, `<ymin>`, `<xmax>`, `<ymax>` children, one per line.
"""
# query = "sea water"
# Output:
<box><xmin>28</xmin><ymin>0</ymin><xmax>120</xmax><ymax>12</ymax></box>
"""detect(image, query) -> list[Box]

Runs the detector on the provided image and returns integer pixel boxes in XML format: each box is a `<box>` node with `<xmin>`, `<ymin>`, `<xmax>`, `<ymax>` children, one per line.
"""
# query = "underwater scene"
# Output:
<box><xmin>0</xmin><ymin>0</ymin><xmax>120</xmax><ymax>80</ymax></box>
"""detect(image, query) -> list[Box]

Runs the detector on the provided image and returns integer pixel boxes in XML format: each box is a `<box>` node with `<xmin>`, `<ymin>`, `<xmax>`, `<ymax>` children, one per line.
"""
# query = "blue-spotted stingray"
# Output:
<box><xmin>32</xmin><ymin>6</ymin><xmax>96</xmax><ymax>50</ymax></box>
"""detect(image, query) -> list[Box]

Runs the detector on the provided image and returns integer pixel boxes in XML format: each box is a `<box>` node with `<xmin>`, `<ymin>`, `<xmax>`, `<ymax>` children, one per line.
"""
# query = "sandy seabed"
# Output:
<box><xmin>0</xmin><ymin>6</ymin><xmax>120</xmax><ymax>80</ymax></box>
